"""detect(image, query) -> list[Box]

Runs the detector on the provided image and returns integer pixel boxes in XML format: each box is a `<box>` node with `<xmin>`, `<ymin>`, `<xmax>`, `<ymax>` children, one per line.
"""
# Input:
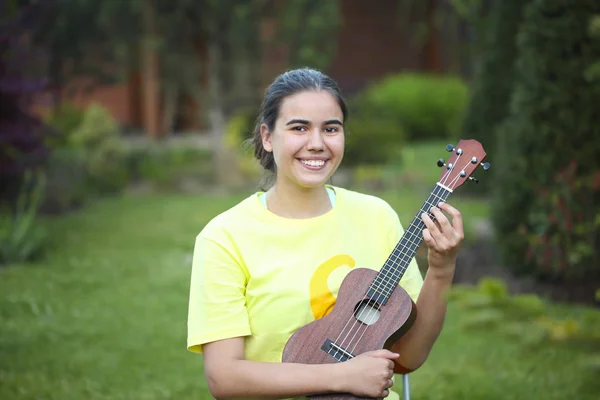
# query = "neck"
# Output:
<box><xmin>266</xmin><ymin>181</ymin><xmax>331</xmax><ymax>219</ymax></box>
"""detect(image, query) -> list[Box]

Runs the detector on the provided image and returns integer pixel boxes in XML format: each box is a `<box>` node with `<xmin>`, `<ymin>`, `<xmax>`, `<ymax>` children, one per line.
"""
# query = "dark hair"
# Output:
<box><xmin>250</xmin><ymin>68</ymin><xmax>348</xmax><ymax>178</ymax></box>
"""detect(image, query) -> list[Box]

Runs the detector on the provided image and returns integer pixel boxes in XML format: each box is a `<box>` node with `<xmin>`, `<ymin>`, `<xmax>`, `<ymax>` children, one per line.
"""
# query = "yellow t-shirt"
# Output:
<box><xmin>187</xmin><ymin>186</ymin><xmax>424</xmax><ymax>398</ymax></box>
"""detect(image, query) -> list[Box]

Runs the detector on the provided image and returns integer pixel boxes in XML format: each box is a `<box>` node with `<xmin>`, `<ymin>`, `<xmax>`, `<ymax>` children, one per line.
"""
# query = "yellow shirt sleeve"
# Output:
<box><xmin>383</xmin><ymin>202</ymin><xmax>424</xmax><ymax>302</ymax></box>
<box><xmin>187</xmin><ymin>232</ymin><xmax>251</xmax><ymax>354</ymax></box>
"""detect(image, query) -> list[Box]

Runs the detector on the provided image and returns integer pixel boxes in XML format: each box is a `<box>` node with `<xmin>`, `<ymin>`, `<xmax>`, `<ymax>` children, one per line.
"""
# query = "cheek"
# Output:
<box><xmin>327</xmin><ymin>135</ymin><xmax>345</xmax><ymax>154</ymax></box>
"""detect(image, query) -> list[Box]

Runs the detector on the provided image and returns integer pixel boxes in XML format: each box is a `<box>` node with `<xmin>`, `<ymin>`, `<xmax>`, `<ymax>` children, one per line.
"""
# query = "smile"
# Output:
<box><xmin>299</xmin><ymin>159</ymin><xmax>327</xmax><ymax>169</ymax></box>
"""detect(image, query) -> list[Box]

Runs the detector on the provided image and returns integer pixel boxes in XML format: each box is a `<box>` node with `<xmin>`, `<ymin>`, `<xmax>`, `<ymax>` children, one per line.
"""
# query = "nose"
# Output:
<box><xmin>307</xmin><ymin>128</ymin><xmax>324</xmax><ymax>151</ymax></box>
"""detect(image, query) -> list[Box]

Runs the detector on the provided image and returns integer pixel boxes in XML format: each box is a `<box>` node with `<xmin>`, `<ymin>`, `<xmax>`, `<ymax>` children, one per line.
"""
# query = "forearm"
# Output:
<box><xmin>208</xmin><ymin>359</ymin><xmax>339</xmax><ymax>399</ymax></box>
<box><xmin>391</xmin><ymin>266</ymin><xmax>455</xmax><ymax>371</ymax></box>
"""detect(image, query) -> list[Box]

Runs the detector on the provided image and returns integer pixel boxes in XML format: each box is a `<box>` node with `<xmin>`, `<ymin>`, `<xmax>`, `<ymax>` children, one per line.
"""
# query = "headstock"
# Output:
<box><xmin>437</xmin><ymin>139</ymin><xmax>489</xmax><ymax>191</ymax></box>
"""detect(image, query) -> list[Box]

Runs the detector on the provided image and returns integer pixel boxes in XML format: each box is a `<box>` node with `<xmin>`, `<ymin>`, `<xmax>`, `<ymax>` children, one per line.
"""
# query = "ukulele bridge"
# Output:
<box><xmin>320</xmin><ymin>338</ymin><xmax>356</xmax><ymax>362</ymax></box>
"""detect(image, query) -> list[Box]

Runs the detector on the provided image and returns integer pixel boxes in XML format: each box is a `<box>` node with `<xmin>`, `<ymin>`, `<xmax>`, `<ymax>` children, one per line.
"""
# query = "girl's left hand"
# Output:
<box><xmin>421</xmin><ymin>202</ymin><xmax>464</xmax><ymax>276</ymax></box>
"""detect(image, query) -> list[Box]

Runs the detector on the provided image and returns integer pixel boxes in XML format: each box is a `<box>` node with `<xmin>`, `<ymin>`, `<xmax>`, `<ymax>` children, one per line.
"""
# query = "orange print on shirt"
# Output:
<box><xmin>309</xmin><ymin>254</ymin><xmax>355</xmax><ymax>320</ymax></box>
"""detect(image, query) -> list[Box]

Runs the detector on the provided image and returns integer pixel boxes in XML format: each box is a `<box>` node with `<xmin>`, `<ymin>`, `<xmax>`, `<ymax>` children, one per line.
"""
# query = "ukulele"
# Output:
<box><xmin>282</xmin><ymin>139</ymin><xmax>489</xmax><ymax>399</ymax></box>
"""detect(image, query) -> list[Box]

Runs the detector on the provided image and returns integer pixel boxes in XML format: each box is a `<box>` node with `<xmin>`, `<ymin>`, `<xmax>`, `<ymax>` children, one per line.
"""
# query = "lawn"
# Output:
<box><xmin>0</xmin><ymin>189</ymin><xmax>597</xmax><ymax>399</ymax></box>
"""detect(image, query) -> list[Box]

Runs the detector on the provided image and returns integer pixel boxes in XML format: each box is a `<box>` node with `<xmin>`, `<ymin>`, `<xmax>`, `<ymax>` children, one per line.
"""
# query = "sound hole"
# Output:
<box><xmin>353</xmin><ymin>299</ymin><xmax>381</xmax><ymax>326</ymax></box>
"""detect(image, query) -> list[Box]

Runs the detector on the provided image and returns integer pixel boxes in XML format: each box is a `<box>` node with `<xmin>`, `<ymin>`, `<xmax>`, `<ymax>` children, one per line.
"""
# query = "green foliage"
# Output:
<box><xmin>277</xmin><ymin>0</ymin><xmax>341</xmax><ymax>71</ymax></box>
<box><xmin>586</xmin><ymin>14</ymin><xmax>600</xmax><ymax>84</ymax></box>
<box><xmin>44</xmin><ymin>102</ymin><xmax>86</xmax><ymax>147</ymax></box>
<box><xmin>0</xmin><ymin>195</ymin><xmax>595</xmax><ymax>399</ymax></box>
<box><xmin>0</xmin><ymin>171</ymin><xmax>46</xmax><ymax>265</ymax></box>
<box><xmin>460</xmin><ymin>0</ymin><xmax>530</xmax><ymax>193</ymax></box>
<box><xmin>347</xmin><ymin>73</ymin><xmax>469</xmax><ymax>163</ymax></box>
<box><xmin>492</xmin><ymin>0</ymin><xmax>600</xmax><ymax>281</ymax></box>
<box><xmin>519</xmin><ymin>163</ymin><xmax>600</xmax><ymax>280</ymax></box>
<box><xmin>451</xmin><ymin>277</ymin><xmax>600</xmax><ymax>373</ymax></box>
<box><xmin>41</xmin><ymin>147</ymin><xmax>88</xmax><ymax>213</ymax></box>
<box><xmin>223</xmin><ymin>111</ymin><xmax>261</xmax><ymax>181</ymax></box>
<box><xmin>125</xmin><ymin>143</ymin><xmax>213</xmax><ymax>191</ymax></box>
<box><xmin>344</xmin><ymin>100</ymin><xmax>406</xmax><ymax>167</ymax></box>
<box><xmin>69</xmin><ymin>104</ymin><xmax>129</xmax><ymax>195</ymax></box>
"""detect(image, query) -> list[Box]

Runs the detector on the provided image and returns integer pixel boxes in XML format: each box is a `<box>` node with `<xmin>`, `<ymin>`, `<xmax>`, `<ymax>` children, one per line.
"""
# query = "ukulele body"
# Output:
<box><xmin>282</xmin><ymin>267</ymin><xmax>416</xmax><ymax>400</ymax></box>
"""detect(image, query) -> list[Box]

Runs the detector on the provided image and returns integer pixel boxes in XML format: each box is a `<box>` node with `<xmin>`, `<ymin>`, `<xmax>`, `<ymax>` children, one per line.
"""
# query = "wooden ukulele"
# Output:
<box><xmin>282</xmin><ymin>139</ymin><xmax>488</xmax><ymax>399</ymax></box>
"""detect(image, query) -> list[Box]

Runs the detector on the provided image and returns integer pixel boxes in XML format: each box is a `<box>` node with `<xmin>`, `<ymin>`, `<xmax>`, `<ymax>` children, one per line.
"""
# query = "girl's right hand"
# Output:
<box><xmin>334</xmin><ymin>349</ymin><xmax>398</xmax><ymax>398</ymax></box>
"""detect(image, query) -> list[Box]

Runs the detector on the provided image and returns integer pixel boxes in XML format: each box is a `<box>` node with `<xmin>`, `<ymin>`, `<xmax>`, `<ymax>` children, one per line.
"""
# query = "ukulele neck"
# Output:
<box><xmin>366</xmin><ymin>183</ymin><xmax>452</xmax><ymax>305</ymax></box>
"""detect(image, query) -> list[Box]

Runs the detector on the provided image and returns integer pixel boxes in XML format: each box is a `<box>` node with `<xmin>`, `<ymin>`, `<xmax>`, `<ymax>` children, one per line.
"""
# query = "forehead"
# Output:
<box><xmin>278</xmin><ymin>91</ymin><xmax>343</xmax><ymax>121</ymax></box>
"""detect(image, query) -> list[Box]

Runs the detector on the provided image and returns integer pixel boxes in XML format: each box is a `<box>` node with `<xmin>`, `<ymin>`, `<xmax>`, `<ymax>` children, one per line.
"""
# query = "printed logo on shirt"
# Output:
<box><xmin>309</xmin><ymin>254</ymin><xmax>355</xmax><ymax>320</ymax></box>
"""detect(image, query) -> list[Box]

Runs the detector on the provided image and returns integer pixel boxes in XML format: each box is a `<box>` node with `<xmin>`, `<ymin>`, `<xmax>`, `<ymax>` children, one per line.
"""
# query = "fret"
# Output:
<box><xmin>367</xmin><ymin>184</ymin><xmax>451</xmax><ymax>305</ymax></box>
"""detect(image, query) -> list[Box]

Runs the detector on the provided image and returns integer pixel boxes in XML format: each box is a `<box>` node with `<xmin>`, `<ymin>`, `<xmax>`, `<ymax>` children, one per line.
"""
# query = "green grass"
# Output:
<box><xmin>0</xmin><ymin>191</ymin><xmax>597</xmax><ymax>399</ymax></box>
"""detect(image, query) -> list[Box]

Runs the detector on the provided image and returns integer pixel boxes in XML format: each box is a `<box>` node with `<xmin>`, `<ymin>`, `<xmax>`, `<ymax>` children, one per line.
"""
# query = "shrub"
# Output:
<box><xmin>450</xmin><ymin>278</ymin><xmax>600</xmax><ymax>373</ymax></box>
<box><xmin>68</xmin><ymin>104</ymin><xmax>129</xmax><ymax>195</ymax></box>
<box><xmin>44</xmin><ymin>102</ymin><xmax>86</xmax><ymax>147</ymax></box>
<box><xmin>125</xmin><ymin>142</ymin><xmax>213</xmax><ymax>191</ymax></box>
<box><xmin>351</xmin><ymin>73</ymin><xmax>468</xmax><ymax>140</ymax></box>
<box><xmin>492</xmin><ymin>0</ymin><xmax>600</xmax><ymax>281</ymax></box>
<box><xmin>224</xmin><ymin>111</ymin><xmax>261</xmax><ymax>181</ymax></box>
<box><xmin>0</xmin><ymin>171</ymin><xmax>47</xmax><ymax>265</ymax></box>
<box><xmin>344</xmin><ymin>100</ymin><xmax>406</xmax><ymax>167</ymax></box>
<box><xmin>343</xmin><ymin>73</ymin><xmax>468</xmax><ymax>167</ymax></box>
<box><xmin>460</xmin><ymin>0</ymin><xmax>530</xmax><ymax>194</ymax></box>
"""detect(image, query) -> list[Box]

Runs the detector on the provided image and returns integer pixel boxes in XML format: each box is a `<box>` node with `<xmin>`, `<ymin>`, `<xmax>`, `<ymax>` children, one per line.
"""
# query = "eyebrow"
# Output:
<box><xmin>285</xmin><ymin>119</ymin><xmax>344</xmax><ymax>126</ymax></box>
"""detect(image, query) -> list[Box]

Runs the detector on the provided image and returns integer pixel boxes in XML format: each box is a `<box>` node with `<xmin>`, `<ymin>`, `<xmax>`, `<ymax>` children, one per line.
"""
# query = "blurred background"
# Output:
<box><xmin>1</xmin><ymin>0</ymin><xmax>599</xmax><ymax>399</ymax></box>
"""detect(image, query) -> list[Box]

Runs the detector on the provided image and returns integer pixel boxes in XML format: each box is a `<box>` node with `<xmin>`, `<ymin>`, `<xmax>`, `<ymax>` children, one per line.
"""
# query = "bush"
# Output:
<box><xmin>343</xmin><ymin>73</ymin><xmax>468</xmax><ymax>167</ymax></box>
<box><xmin>344</xmin><ymin>101</ymin><xmax>406</xmax><ymax>167</ymax></box>
<box><xmin>125</xmin><ymin>142</ymin><xmax>213</xmax><ymax>191</ymax></box>
<box><xmin>68</xmin><ymin>104</ymin><xmax>129</xmax><ymax>195</ymax></box>
<box><xmin>224</xmin><ymin>111</ymin><xmax>261</xmax><ymax>181</ymax></box>
<box><xmin>41</xmin><ymin>147</ymin><xmax>88</xmax><ymax>214</ymax></box>
<box><xmin>44</xmin><ymin>102</ymin><xmax>86</xmax><ymax>147</ymax></box>
<box><xmin>450</xmin><ymin>278</ymin><xmax>600</xmax><ymax>373</ymax></box>
<box><xmin>459</xmin><ymin>0</ymin><xmax>530</xmax><ymax>194</ymax></box>
<box><xmin>0</xmin><ymin>171</ymin><xmax>46</xmax><ymax>265</ymax></box>
<box><xmin>492</xmin><ymin>0</ymin><xmax>600</xmax><ymax>282</ymax></box>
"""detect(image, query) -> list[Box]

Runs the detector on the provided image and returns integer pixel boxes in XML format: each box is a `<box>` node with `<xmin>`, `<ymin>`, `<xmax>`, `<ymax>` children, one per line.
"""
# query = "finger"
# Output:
<box><xmin>439</xmin><ymin>202</ymin><xmax>464</xmax><ymax>241</ymax></box>
<box><xmin>387</xmin><ymin>378</ymin><xmax>394</xmax><ymax>389</ymax></box>
<box><xmin>430</xmin><ymin>206</ymin><xmax>452</xmax><ymax>233</ymax></box>
<box><xmin>421</xmin><ymin>212</ymin><xmax>440</xmax><ymax>237</ymax></box>
<box><xmin>389</xmin><ymin>369</ymin><xmax>395</xmax><ymax>378</ymax></box>
<box><xmin>388</xmin><ymin>359</ymin><xmax>395</xmax><ymax>370</ymax></box>
<box><xmin>381</xmin><ymin>389</ymin><xmax>389</xmax><ymax>398</ymax></box>
<box><xmin>423</xmin><ymin>228</ymin><xmax>437</xmax><ymax>248</ymax></box>
<box><xmin>369</xmin><ymin>349</ymin><xmax>399</xmax><ymax>359</ymax></box>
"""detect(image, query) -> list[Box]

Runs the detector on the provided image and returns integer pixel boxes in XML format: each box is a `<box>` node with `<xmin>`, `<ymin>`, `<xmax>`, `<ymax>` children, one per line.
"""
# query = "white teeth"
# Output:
<box><xmin>301</xmin><ymin>160</ymin><xmax>325</xmax><ymax>167</ymax></box>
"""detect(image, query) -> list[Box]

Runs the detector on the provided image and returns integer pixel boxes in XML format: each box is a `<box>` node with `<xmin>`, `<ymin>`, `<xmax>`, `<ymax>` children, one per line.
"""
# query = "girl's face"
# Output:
<box><xmin>261</xmin><ymin>90</ymin><xmax>345</xmax><ymax>191</ymax></box>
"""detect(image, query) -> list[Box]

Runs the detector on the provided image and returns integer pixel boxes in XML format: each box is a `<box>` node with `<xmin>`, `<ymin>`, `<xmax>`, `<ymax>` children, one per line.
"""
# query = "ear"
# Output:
<box><xmin>260</xmin><ymin>123</ymin><xmax>273</xmax><ymax>153</ymax></box>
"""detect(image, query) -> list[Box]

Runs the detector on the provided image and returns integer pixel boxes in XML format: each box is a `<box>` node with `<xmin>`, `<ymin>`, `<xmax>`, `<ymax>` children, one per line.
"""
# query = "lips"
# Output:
<box><xmin>298</xmin><ymin>158</ymin><xmax>328</xmax><ymax>170</ymax></box>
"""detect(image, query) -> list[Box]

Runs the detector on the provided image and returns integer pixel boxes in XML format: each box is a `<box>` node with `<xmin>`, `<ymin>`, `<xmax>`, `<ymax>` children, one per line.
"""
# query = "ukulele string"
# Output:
<box><xmin>343</xmin><ymin>185</ymin><xmax>448</xmax><ymax>356</ymax></box>
<box><xmin>328</xmin><ymin>185</ymin><xmax>449</xmax><ymax>361</ymax></box>
<box><xmin>342</xmin><ymin>156</ymin><xmax>472</xmax><ymax>356</ymax></box>
<box><xmin>328</xmin><ymin>153</ymin><xmax>469</xmax><ymax>361</ymax></box>
<box><xmin>332</xmin><ymin>185</ymin><xmax>446</xmax><ymax>359</ymax></box>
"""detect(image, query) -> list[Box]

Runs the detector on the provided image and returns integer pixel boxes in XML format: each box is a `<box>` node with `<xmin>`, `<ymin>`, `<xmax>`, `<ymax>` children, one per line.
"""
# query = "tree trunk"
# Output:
<box><xmin>141</xmin><ymin>0</ymin><xmax>161</xmax><ymax>139</ymax></box>
<box><xmin>162</xmin><ymin>83</ymin><xmax>178</xmax><ymax>136</ymax></box>
<box><xmin>207</xmin><ymin>37</ymin><xmax>238</xmax><ymax>186</ymax></box>
<box><xmin>424</xmin><ymin>0</ymin><xmax>441</xmax><ymax>73</ymax></box>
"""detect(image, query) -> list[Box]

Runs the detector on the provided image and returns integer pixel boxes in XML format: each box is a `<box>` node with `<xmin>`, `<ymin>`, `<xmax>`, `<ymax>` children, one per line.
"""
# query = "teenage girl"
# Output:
<box><xmin>187</xmin><ymin>68</ymin><xmax>464</xmax><ymax>399</ymax></box>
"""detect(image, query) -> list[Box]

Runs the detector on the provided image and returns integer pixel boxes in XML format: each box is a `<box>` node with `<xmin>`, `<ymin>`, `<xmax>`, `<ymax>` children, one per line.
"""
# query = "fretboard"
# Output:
<box><xmin>366</xmin><ymin>183</ymin><xmax>452</xmax><ymax>304</ymax></box>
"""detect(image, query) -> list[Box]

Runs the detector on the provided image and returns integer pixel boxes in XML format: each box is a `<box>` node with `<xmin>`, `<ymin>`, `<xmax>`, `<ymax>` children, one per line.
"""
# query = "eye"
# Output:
<box><xmin>292</xmin><ymin>125</ymin><xmax>307</xmax><ymax>132</ymax></box>
<box><xmin>324</xmin><ymin>126</ymin><xmax>339</xmax><ymax>134</ymax></box>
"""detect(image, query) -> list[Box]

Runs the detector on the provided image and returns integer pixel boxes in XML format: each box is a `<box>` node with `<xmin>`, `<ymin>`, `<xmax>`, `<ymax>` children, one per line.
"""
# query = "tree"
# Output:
<box><xmin>492</xmin><ymin>0</ymin><xmax>600</xmax><ymax>282</ymax></box>
<box><xmin>0</xmin><ymin>0</ymin><xmax>51</xmax><ymax>204</ymax></box>
<box><xmin>460</xmin><ymin>0</ymin><xmax>530</xmax><ymax>193</ymax></box>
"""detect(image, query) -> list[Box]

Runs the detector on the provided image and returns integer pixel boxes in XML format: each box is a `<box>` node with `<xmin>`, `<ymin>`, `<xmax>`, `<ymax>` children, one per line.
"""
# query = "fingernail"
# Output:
<box><xmin>439</xmin><ymin>202</ymin><xmax>445</xmax><ymax>206</ymax></box>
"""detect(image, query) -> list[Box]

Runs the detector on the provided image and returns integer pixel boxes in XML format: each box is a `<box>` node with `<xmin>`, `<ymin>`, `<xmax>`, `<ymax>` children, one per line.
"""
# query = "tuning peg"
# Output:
<box><xmin>437</xmin><ymin>158</ymin><xmax>445</xmax><ymax>168</ymax></box>
<box><xmin>446</xmin><ymin>144</ymin><xmax>455</xmax><ymax>152</ymax></box>
<box><xmin>480</xmin><ymin>162</ymin><xmax>491</xmax><ymax>171</ymax></box>
<box><xmin>469</xmin><ymin>177</ymin><xmax>479</xmax><ymax>184</ymax></box>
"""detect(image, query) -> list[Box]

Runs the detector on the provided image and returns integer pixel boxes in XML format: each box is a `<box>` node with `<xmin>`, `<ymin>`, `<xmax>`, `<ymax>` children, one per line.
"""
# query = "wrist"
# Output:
<box><xmin>326</xmin><ymin>362</ymin><xmax>346</xmax><ymax>393</ymax></box>
<box><xmin>426</xmin><ymin>264</ymin><xmax>456</xmax><ymax>281</ymax></box>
